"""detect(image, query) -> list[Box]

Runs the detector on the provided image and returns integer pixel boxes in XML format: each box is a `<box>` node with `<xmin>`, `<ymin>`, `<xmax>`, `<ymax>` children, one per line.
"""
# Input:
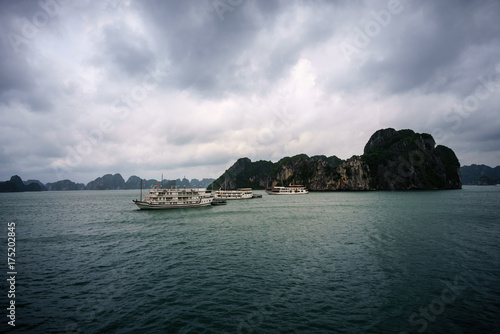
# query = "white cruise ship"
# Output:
<box><xmin>133</xmin><ymin>186</ymin><xmax>213</xmax><ymax>209</ymax></box>
<box><xmin>214</xmin><ymin>188</ymin><xmax>253</xmax><ymax>200</ymax></box>
<box><xmin>266</xmin><ymin>185</ymin><xmax>309</xmax><ymax>195</ymax></box>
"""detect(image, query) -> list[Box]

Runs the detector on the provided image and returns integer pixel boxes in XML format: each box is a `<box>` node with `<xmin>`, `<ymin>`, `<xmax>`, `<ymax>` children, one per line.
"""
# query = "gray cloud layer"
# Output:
<box><xmin>1</xmin><ymin>0</ymin><xmax>499</xmax><ymax>183</ymax></box>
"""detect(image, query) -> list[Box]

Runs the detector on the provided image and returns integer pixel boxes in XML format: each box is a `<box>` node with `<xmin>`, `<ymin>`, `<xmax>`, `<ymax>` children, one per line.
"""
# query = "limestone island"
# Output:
<box><xmin>209</xmin><ymin>128</ymin><xmax>462</xmax><ymax>191</ymax></box>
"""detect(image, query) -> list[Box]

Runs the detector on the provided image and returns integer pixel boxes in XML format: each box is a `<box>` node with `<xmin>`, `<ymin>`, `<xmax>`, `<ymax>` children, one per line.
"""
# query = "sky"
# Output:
<box><xmin>1</xmin><ymin>0</ymin><xmax>500</xmax><ymax>184</ymax></box>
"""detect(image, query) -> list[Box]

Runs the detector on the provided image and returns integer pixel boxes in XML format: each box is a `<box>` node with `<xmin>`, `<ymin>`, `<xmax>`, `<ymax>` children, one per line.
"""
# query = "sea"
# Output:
<box><xmin>0</xmin><ymin>186</ymin><xmax>499</xmax><ymax>333</ymax></box>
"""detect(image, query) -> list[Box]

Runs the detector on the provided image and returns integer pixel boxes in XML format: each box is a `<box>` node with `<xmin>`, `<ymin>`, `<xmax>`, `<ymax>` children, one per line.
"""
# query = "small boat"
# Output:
<box><xmin>133</xmin><ymin>184</ymin><xmax>213</xmax><ymax>210</ymax></box>
<box><xmin>266</xmin><ymin>185</ymin><xmax>309</xmax><ymax>195</ymax></box>
<box><xmin>214</xmin><ymin>187</ymin><xmax>254</xmax><ymax>200</ymax></box>
<box><xmin>252</xmin><ymin>194</ymin><xmax>263</xmax><ymax>198</ymax></box>
<box><xmin>211</xmin><ymin>198</ymin><xmax>227</xmax><ymax>205</ymax></box>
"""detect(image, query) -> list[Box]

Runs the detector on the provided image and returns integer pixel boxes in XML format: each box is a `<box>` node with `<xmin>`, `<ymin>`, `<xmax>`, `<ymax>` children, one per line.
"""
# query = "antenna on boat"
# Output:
<box><xmin>140</xmin><ymin>178</ymin><xmax>143</xmax><ymax>201</ymax></box>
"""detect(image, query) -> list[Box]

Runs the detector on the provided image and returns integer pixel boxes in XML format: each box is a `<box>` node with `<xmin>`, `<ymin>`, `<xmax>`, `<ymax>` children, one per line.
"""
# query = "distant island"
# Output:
<box><xmin>209</xmin><ymin>128</ymin><xmax>463</xmax><ymax>191</ymax></box>
<box><xmin>460</xmin><ymin>164</ymin><xmax>500</xmax><ymax>185</ymax></box>
<box><xmin>0</xmin><ymin>175</ymin><xmax>45</xmax><ymax>192</ymax></box>
<box><xmin>0</xmin><ymin>174</ymin><xmax>214</xmax><ymax>192</ymax></box>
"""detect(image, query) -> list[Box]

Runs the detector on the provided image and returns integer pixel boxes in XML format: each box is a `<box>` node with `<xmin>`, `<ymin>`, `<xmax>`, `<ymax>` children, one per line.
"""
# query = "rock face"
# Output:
<box><xmin>362</xmin><ymin>129</ymin><xmax>461</xmax><ymax>190</ymax></box>
<box><xmin>211</xmin><ymin>128</ymin><xmax>462</xmax><ymax>191</ymax></box>
<box><xmin>267</xmin><ymin>154</ymin><xmax>372</xmax><ymax>191</ymax></box>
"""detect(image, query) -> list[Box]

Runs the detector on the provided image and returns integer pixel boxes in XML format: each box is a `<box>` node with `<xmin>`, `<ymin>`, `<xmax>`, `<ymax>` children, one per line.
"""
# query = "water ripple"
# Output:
<box><xmin>0</xmin><ymin>188</ymin><xmax>499</xmax><ymax>333</ymax></box>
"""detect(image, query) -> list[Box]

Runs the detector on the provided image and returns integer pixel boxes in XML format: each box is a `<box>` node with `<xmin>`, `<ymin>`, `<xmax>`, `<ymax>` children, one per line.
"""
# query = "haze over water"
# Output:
<box><xmin>1</xmin><ymin>186</ymin><xmax>499</xmax><ymax>333</ymax></box>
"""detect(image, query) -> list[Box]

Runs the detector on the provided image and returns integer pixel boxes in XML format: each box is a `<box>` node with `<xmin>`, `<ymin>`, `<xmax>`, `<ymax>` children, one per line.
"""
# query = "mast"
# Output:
<box><xmin>140</xmin><ymin>178</ymin><xmax>143</xmax><ymax>201</ymax></box>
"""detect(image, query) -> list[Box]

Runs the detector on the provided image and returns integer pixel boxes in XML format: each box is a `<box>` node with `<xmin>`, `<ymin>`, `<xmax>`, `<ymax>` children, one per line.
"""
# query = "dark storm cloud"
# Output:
<box><xmin>146</xmin><ymin>1</ymin><xmax>264</xmax><ymax>96</ymax></box>
<box><xmin>0</xmin><ymin>53</ymin><xmax>55</xmax><ymax>112</ymax></box>
<box><xmin>357</xmin><ymin>0</ymin><xmax>500</xmax><ymax>96</ymax></box>
<box><xmin>133</xmin><ymin>0</ymin><xmax>340</xmax><ymax>98</ymax></box>
<box><xmin>0</xmin><ymin>55</ymin><xmax>34</xmax><ymax>100</ymax></box>
<box><xmin>88</xmin><ymin>22</ymin><xmax>156</xmax><ymax>80</ymax></box>
<box><xmin>0</xmin><ymin>0</ymin><xmax>64</xmax><ymax>112</ymax></box>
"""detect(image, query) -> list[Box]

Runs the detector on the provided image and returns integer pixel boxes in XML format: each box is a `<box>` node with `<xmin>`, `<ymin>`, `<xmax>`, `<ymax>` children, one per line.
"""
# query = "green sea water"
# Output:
<box><xmin>0</xmin><ymin>186</ymin><xmax>499</xmax><ymax>333</ymax></box>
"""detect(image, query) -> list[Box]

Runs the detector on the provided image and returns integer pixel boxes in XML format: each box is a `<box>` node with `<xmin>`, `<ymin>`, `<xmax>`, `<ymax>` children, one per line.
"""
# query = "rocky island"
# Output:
<box><xmin>210</xmin><ymin>128</ymin><xmax>462</xmax><ymax>191</ymax></box>
<box><xmin>460</xmin><ymin>164</ymin><xmax>500</xmax><ymax>185</ymax></box>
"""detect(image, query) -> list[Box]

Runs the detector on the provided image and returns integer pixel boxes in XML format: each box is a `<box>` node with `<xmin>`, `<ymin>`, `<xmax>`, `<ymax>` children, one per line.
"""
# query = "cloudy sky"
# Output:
<box><xmin>1</xmin><ymin>0</ymin><xmax>499</xmax><ymax>183</ymax></box>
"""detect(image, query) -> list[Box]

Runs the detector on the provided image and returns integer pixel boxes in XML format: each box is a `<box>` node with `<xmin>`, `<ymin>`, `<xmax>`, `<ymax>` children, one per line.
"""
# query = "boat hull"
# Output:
<box><xmin>214</xmin><ymin>195</ymin><xmax>253</xmax><ymax>200</ymax></box>
<box><xmin>211</xmin><ymin>199</ymin><xmax>227</xmax><ymax>205</ymax></box>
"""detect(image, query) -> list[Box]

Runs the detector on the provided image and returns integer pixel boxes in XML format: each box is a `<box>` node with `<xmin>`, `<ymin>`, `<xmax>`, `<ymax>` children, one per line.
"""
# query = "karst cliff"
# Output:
<box><xmin>210</xmin><ymin>128</ymin><xmax>462</xmax><ymax>191</ymax></box>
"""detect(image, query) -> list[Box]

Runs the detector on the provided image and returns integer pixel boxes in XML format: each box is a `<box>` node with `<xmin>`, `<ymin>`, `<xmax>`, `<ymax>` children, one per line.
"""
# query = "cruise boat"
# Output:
<box><xmin>266</xmin><ymin>185</ymin><xmax>309</xmax><ymax>195</ymax></box>
<box><xmin>133</xmin><ymin>185</ymin><xmax>213</xmax><ymax>210</ymax></box>
<box><xmin>213</xmin><ymin>188</ymin><xmax>253</xmax><ymax>200</ymax></box>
